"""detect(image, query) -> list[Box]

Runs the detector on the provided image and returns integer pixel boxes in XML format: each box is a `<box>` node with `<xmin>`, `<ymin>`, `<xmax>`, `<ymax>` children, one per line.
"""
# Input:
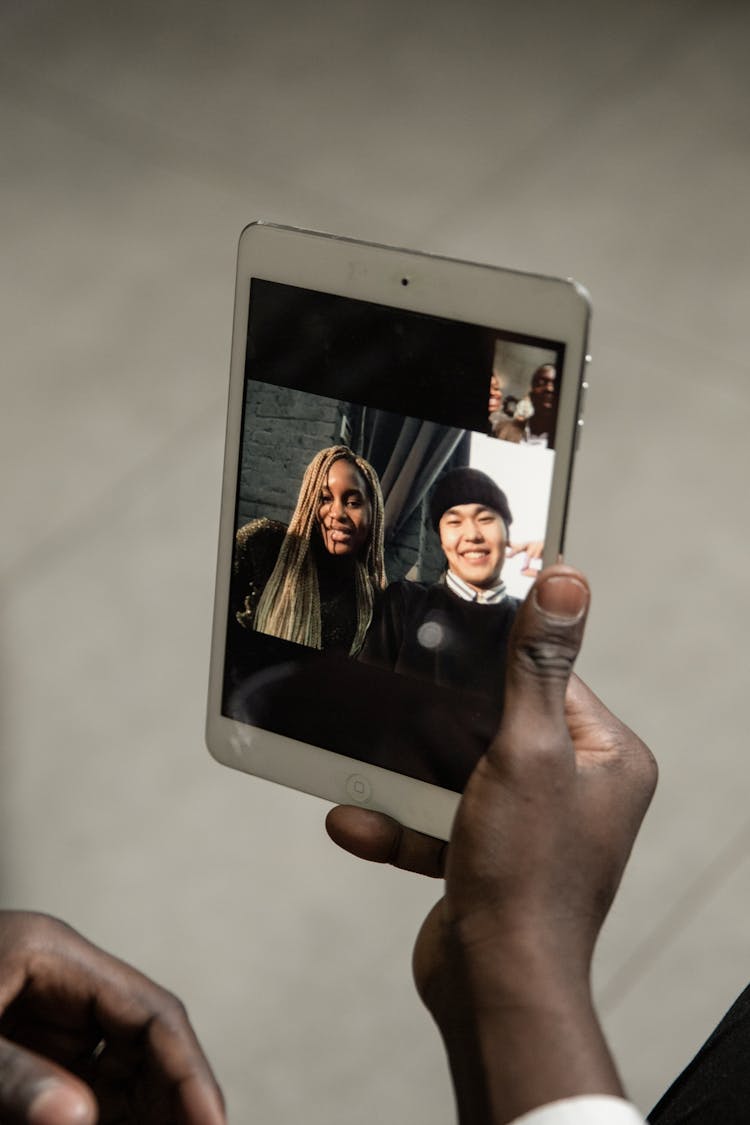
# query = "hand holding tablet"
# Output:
<box><xmin>327</xmin><ymin>566</ymin><xmax>657</xmax><ymax>1125</ymax></box>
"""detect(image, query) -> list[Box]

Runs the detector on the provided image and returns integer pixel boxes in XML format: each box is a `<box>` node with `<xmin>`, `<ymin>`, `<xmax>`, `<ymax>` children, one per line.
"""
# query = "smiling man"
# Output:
<box><xmin>360</xmin><ymin>467</ymin><xmax>520</xmax><ymax>703</ymax></box>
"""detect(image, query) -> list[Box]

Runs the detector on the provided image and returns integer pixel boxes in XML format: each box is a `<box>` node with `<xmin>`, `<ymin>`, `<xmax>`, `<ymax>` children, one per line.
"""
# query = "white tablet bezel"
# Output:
<box><xmin>206</xmin><ymin>222</ymin><xmax>591</xmax><ymax>840</ymax></box>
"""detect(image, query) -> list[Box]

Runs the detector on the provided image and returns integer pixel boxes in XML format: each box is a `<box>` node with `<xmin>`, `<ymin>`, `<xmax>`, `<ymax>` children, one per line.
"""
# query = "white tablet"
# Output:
<box><xmin>206</xmin><ymin>222</ymin><xmax>591</xmax><ymax>840</ymax></box>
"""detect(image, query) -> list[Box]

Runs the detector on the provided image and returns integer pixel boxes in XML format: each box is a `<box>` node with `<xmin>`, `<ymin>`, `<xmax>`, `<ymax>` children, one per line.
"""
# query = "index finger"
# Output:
<box><xmin>13</xmin><ymin>919</ymin><xmax>226</xmax><ymax>1125</ymax></box>
<box><xmin>325</xmin><ymin>806</ymin><xmax>447</xmax><ymax>878</ymax></box>
<box><xmin>87</xmin><ymin>962</ymin><xmax>225</xmax><ymax>1125</ymax></box>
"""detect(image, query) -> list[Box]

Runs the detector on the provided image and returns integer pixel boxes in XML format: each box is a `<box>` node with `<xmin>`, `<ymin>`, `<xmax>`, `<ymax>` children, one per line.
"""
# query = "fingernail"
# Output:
<box><xmin>533</xmin><ymin>575</ymin><xmax>589</xmax><ymax>621</ymax></box>
<box><xmin>28</xmin><ymin>1081</ymin><xmax>94</xmax><ymax>1125</ymax></box>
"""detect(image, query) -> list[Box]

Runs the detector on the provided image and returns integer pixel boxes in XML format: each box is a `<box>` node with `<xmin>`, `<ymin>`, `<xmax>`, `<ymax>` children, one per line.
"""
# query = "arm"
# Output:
<box><xmin>232</xmin><ymin>518</ymin><xmax>286</xmax><ymax>628</ymax></box>
<box><xmin>0</xmin><ymin>911</ymin><xmax>225</xmax><ymax>1125</ymax></box>
<box><xmin>358</xmin><ymin>583</ymin><xmax>406</xmax><ymax>671</ymax></box>
<box><xmin>328</xmin><ymin>565</ymin><xmax>657</xmax><ymax>1125</ymax></box>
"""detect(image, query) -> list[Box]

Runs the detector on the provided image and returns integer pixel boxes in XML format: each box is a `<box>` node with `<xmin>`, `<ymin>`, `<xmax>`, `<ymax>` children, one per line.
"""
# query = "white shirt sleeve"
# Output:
<box><xmin>508</xmin><ymin>1095</ymin><xmax>646</xmax><ymax>1125</ymax></box>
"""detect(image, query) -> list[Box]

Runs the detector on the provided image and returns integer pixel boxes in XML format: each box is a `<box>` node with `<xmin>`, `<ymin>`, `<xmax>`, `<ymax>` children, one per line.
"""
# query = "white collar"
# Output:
<box><xmin>445</xmin><ymin>570</ymin><xmax>507</xmax><ymax>605</ymax></box>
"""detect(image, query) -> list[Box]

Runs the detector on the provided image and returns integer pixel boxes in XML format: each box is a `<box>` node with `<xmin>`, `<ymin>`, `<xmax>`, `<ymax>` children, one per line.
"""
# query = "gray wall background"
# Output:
<box><xmin>2</xmin><ymin>2</ymin><xmax>750</xmax><ymax>1121</ymax></box>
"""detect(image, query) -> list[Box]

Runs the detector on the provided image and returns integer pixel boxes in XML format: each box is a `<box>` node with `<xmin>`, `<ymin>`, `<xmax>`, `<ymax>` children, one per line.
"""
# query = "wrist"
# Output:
<box><xmin>431</xmin><ymin>939</ymin><xmax>595</xmax><ymax>1046</ymax></box>
<box><xmin>440</xmin><ymin>989</ymin><xmax>623</xmax><ymax>1125</ymax></box>
<box><xmin>420</xmin><ymin>922</ymin><xmax>622</xmax><ymax>1125</ymax></box>
<box><xmin>422</xmin><ymin>912</ymin><xmax>594</xmax><ymax>1029</ymax></box>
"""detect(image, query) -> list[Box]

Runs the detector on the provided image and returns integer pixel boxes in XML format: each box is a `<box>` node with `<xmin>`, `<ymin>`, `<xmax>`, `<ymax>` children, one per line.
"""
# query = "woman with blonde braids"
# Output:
<box><xmin>232</xmin><ymin>446</ymin><xmax>386</xmax><ymax>655</ymax></box>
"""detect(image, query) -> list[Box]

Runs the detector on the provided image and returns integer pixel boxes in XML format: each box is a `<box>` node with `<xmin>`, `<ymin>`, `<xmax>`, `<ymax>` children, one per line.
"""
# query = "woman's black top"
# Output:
<box><xmin>231</xmin><ymin>518</ymin><xmax>359</xmax><ymax>654</ymax></box>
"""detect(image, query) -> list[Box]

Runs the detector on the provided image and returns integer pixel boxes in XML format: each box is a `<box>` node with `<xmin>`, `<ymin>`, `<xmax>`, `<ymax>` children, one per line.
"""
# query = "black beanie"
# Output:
<box><xmin>429</xmin><ymin>467</ymin><xmax>513</xmax><ymax>532</ymax></box>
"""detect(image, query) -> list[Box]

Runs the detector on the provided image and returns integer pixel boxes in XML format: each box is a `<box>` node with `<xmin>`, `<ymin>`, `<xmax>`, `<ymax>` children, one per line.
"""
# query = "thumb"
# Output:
<box><xmin>495</xmin><ymin>565</ymin><xmax>590</xmax><ymax>760</ymax></box>
<box><xmin>0</xmin><ymin>1036</ymin><xmax>97</xmax><ymax>1125</ymax></box>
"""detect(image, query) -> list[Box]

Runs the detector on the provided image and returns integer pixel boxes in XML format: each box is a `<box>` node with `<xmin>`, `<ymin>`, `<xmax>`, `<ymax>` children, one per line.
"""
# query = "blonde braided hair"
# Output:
<box><xmin>253</xmin><ymin>446</ymin><xmax>385</xmax><ymax>654</ymax></box>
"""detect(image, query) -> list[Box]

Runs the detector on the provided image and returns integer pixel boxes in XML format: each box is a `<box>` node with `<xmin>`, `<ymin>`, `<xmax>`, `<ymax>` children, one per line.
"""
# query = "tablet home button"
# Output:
<box><xmin>346</xmin><ymin>774</ymin><xmax>372</xmax><ymax>803</ymax></box>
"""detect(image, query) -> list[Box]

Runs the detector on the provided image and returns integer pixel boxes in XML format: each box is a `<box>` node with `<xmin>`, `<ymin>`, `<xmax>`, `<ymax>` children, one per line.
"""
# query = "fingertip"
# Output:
<box><xmin>531</xmin><ymin>566</ymin><xmax>589</xmax><ymax>622</ymax></box>
<box><xmin>326</xmin><ymin>806</ymin><xmax>400</xmax><ymax>863</ymax></box>
<box><xmin>327</xmin><ymin>807</ymin><xmax>447</xmax><ymax>877</ymax></box>
<box><xmin>28</xmin><ymin>1080</ymin><xmax>97</xmax><ymax>1125</ymax></box>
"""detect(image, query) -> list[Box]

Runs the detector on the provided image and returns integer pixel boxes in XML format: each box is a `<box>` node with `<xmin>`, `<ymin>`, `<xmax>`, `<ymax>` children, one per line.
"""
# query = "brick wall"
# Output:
<box><xmin>237</xmin><ymin>381</ymin><xmax>354</xmax><ymax>528</ymax></box>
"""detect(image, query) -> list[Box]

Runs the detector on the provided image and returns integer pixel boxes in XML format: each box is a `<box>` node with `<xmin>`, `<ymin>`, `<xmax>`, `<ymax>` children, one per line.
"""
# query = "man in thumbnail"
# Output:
<box><xmin>360</xmin><ymin>467</ymin><xmax>521</xmax><ymax>703</ymax></box>
<box><xmin>526</xmin><ymin>362</ymin><xmax>557</xmax><ymax>445</ymax></box>
<box><xmin>493</xmin><ymin>363</ymin><xmax>557</xmax><ymax>448</ymax></box>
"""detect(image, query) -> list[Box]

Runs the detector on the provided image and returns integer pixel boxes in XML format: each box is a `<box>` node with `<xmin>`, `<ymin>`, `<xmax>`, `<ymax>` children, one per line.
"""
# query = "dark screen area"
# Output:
<box><xmin>246</xmin><ymin>279</ymin><xmax>561</xmax><ymax>434</ymax></box>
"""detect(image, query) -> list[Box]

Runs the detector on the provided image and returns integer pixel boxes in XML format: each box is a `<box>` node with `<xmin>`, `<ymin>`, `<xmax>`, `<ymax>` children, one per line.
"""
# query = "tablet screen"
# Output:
<box><xmin>221</xmin><ymin>278</ymin><xmax>567</xmax><ymax>792</ymax></box>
